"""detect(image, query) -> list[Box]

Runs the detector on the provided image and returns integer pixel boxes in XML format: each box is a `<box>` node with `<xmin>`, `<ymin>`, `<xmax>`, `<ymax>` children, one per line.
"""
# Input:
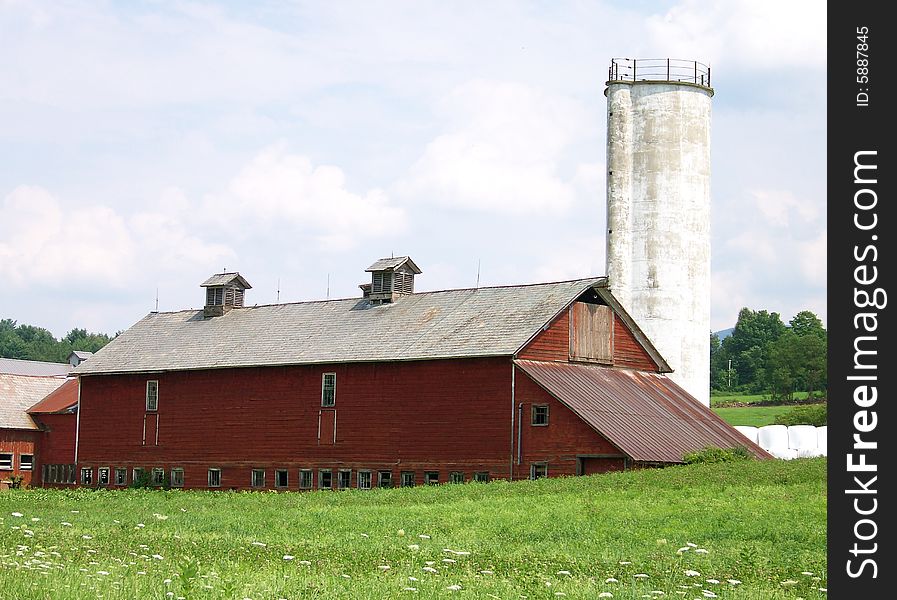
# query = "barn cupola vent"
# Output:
<box><xmin>200</xmin><ymin>272</ymin><xmax>252</xmax><ymax>318</ymax></box>
<box><xmin>364</xmin><ymin>256</ymin><xmax>421</xmax><ymax>304</ymax></box>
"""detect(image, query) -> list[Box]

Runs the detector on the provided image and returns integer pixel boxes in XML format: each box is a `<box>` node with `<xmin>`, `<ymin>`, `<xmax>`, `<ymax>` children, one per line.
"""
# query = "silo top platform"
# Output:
<box><xmin>607</xmin><ymin>58</ymin><xmax>713</xmax><ymax>94</ymax></box>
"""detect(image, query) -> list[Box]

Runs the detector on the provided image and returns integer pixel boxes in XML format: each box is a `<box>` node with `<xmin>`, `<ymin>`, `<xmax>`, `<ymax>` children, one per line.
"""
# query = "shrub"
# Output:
<box><xmin>8</xmin><ymin>475</ymin><xmax>25</xmax><ymax>489</ymax></box>
<box><xmin>774</xmin><ymin>403</ymin><xmax>827</xmax><ymax>426</ymax></box>
<box><xmin>683</xmin><ymin>446</ymin><xmax>752</xmax><ymax>464</ymax></box>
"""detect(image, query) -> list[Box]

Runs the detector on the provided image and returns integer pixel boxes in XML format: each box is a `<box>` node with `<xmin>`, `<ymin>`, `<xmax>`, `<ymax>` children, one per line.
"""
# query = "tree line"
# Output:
<box><xmin>711</xmin><ymin>308</ymin><xmax>827</xmax><ymax>400</ymax></box>
<box><xmin>0</xmin><ymin>319</ymin><xmax>114</xmax><ymax>364</ymax></box>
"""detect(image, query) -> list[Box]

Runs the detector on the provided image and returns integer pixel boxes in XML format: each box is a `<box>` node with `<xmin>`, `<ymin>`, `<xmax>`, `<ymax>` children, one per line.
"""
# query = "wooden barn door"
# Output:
<box><xmin>318</xmin><ymin>409</ymin><xmax>336</xmax><ymax>445</ymax></box>
<box><xmin>143</xmin><ymin>413</ymin><xmax>159</xmax><ymax>446</ymax></box>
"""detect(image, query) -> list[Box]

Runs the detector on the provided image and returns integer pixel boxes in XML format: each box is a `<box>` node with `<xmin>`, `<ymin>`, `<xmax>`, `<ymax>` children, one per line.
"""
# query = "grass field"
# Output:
<box><xmin>1</xmin><ymin>459</ymin><xmax>826</xmax><ymax>599</ymax></box>
<box><xmin>712</xmin><ymin>405</ymin><xmax>800</xmax><ymax>427</ymax></box>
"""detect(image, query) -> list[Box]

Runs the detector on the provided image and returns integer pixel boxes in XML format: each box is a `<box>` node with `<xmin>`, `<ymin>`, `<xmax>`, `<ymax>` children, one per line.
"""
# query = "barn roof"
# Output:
<box><xmin>365</xmin><ymin>256</ymin><xmax>422</xmax><ymax>274</ymax></box>
<box><xmin>28</xmin><ymin>378</ymin><xmax>79</xmax><ymax>415</ymax></box>
<box><xmin>73</xmin><ymin>278</ymin><xmax>606</xmax><ymax>375</ymax></box>
<box><xmin>200</xmin><ymin>272</ymin><xmax>252</xmax><ymax>289</ymax></box>
<box><xmin>0</xmin><ymin>357</ymin><xmax>71</xmax><ymax>377</ymax></box>
<box><xmin>515</xmin><ymin>360</ymin><xmax>770</xmax><ymax>463</ymax></box>
<box><xmin>0</xmin><ymin>373</ymin><xmax>68</xmax><ymax>430</ymax></box>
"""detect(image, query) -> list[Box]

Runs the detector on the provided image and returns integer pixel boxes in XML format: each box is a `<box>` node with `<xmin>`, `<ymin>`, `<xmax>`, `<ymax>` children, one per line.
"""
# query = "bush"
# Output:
<box><xmin>774</xmin><ymin>403</ymin><xmax>827</xmax><ymax>426</ymax></box>
<box><xmin>683</xmin><ymin>446</ymin><xmax>752</xmax><ymax>464</ymax></box>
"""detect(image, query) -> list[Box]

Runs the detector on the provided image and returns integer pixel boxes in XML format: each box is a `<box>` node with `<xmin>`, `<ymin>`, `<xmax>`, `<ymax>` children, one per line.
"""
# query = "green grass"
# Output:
<box><xmin>710</xmin><ymin>391</ymin><xmax>822</xmax><ymax>407</ymax></box>
<box><xmin>0</xmin><ymin>459</ymin><xmax>827</xmax><ymax>599</ymax></box>
<box><xmin>713</xmin><ymin>405</ymin><xmax>803</xmax><ymax>427</ymax></box>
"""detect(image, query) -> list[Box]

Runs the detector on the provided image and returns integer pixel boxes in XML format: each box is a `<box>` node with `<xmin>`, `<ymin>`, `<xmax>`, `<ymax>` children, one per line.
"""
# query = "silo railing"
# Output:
<box><xmin>608</xmin><ymin>58</ymin><xmax>711</xmax><ymax>88</ymax></box>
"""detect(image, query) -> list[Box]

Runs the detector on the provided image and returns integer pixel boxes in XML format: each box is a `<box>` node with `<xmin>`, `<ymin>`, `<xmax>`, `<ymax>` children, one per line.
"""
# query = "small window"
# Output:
<box><xmin>400</xmin><ymin>471</ymin><xmax>415</xmax><ymax>488</ymax></box>
<box><xmin>20</xmin><ymin>454</ymin><xmax>33</xmax><ymax>471</ymax></box>
<box><xmin>170</xmin><ymin>468</ymin><xmax>184</xmax><ymax>488</ymax></box>
<box><xmin>206</xmin><ymin>287</ymin><xmax>224</xmax><ymax>306</ymax></box>
<box><xmin>133</xmin><ymin>467</ymin><xmax>145</xmax><ymax>483</ymax></box>
<box><xmin>146</xmin><ymin>380</ymin><xmax>159</xmax><ymax>412</ymax></box>
<box><xmin>251</xmin><ymin>469</ymin><xmax>266</xmax><ymax>488</ymax></box>
<box><xmin>81</xmin><ymin>467</ymin><xmax>93</xmax><ymax>485</ymax></box>
<box><xmin>319</xmin><ymin>469</ymin><xmax>332</xmax><ymax>490</ymax></box>
<box><xmin>378</xmin><ymin>470</ymin><xmax>393</xmax><ymax>488</ymax></box>
<box><xmin>337</xmin><ymin>469</ymin><xmax>351</xmax><ymax>490</ymax></box>
<box><xmin>275</xmin><ymin>469</ymin><xmax>289</xmax><ymax>488</ymax></box>
<box><xmin>152</xmin><ymin>468</ymin><xmax>165</xmax><ymax>486</ymax></box>
<box><xmin>114</xmin><ymin>468</ymin><xmax>127</xmax><ymax>486</ymax></box>
<box><xmin>0</xmin><ymin>453</ymin><xmax>12</xmax><ymax>470</ymax></box>
<box><xmin>98</xmin><ymin>467</ymin><xmax>110</xmax><ymax>486</ymax></box>
<box><xmin>357</xmin><ymin>470</ymin><xmax>372</xmax><ymax>490</ymax></box>
<box><xmin>48</xmin><ymin>464</ymin><xmax>57</xmax><ymax>483</ymax></box>
<box><xmin>532</xmin><ymin>405</ymin><xmax>549</xmax><ymax>426</ymax></box>
<box><xmin>321</xmin><ymin>373</ymin><xmax>336</xmax><ymax>407</ymax></box>
<box><xmin>424</xmin><ymin>471</ymin><xmax>439</xmax><ymax>485</ymax></box>
<box><xmin>450</xmin><ymin>471</ymin><xmax>464</xmax><ymax>484</ymax></box>
<box><xmin>65</xmin><ymin>464</ymin><xmax>76</xmax><ymax>484</ymax></box>
<box><xmin>530</xmin><ymin>463</ymin><xmax>548</xmax><ymax>480</ymax></box>
<box><xmin>208</xmin><ymin>468</ymin><xmax>221</xmax><ymax>488</ymax></box>
<box><xmin>299</xmin><ymin>469</ymin><xmax>313</xmax><ymax>489</ymax></box>
<box><xmin>473</xmin><ymin>471</ymin><xmax>490</xmax><ymax>483</ymax></box>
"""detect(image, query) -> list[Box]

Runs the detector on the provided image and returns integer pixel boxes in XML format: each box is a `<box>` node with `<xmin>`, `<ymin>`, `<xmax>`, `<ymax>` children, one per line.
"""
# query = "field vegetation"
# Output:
<box><xmin>1</xmin><ymin>459</ymin><xmax>826</xmax><ymax>599</ymax></box>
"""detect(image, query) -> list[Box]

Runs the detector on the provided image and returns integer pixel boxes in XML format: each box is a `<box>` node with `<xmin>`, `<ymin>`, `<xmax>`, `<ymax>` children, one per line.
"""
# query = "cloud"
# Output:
<box><xmin>750</xmin><ymin>189</ymin><xmax>819</xmax><ymax>227</ymax></box>
<box><xmin>210</xmin><ymin>144</ymin><xmax>407</xmax><ymax>251</ymax></box>
<box><xmin>395</xmin><ymin>79</ymin><xmax>591</xmax><ymax>215</ymax></box>
<box><xmin>646</xmin><ymin>0</ymin><xmax>826</xmax><ymax>70</ymax></box>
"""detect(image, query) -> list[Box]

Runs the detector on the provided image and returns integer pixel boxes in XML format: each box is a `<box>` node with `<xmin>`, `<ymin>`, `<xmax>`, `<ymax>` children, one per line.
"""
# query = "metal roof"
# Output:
<box><xmin>515</xmin><ymin>360</ymin><xmax>770</xmax><ymax>463</ymax></box>
<box><xmin>70</xmin><ymin>350</ymin><xmax>94</xmax><ymax>360</ymax></box>
<box><xmin>200</xmin><ymin>272</ymin><xmax>252</xmax><ymax>288</ymax></box>
<box><xmin>365</xmin><ymin>256</ymin><xmax>422</xmax><ymax>274</ymax></box>
<box><xmin>0</xmin><ymin>373</ymin><xmax>68</xmax><ymax>430</ymax></box>
<box><xmin>28</xmin><ymin>378</ymin><xmax>79</xmax><ymax>414</ymax></box>
<box><xmin>0</xmin><ymin>357</ymin><xmax>71</xmax><ymax>377</ymax></box>
<box><xmin>74</xmin><ymin>278</ymin><xmax>604</xmax><ymax>376</ymax></box>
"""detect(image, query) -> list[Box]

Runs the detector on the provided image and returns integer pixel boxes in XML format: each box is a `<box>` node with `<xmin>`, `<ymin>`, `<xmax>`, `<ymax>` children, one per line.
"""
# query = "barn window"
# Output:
<box><xmin>208</xmin><ymin>468</ymin><xmax>221</xmax><ymax>488</ymax></box>
<box><xmin>449</xmin><ymin>471</ymin><xmax>464</xmax><ymax>484</ymax></box>
<box><xmin>275</xmin><ymin>469</ymin><xmax>289</xmax><ymax>488</ymax></box>
<box><xmin>20</xmin><ymin>454</ymin><xmax>33</xmax><ymax>471</ymax></box>
<box><xmin>400</xmin><ymin>471</ymin><xmax>415</xmax><ymax>487</ymax></box>
<box><xmin>532</xmin><ymin>405</ymin><xmax>549</xmax><ymax>426</ymax></box>
<box><xmin>98</xmin><ymin>467</ymin><xmax>110</xmax><ymax>485</ymax></box>
<box><xmin>146</xmin><ymin>380</ymin><xmax>159</xmax><ymax>412</ymax></box>
<box><xmin>115</xmin><ymin>468</ymin><xmax>127</xmax><ymax>486</ymax></box>
<box><xmin>0</xmin><ymin>453</ymin><xmax>12</xmax><ymax>470</ymax></box>
<box><xmin>337</xmin><ymin>469</ymin><xmax>351</xmax><ymax>489</ymax></box>
<box><xmin>81</xmin><ymin>467</ymin><xmax>93</xmax><ymax>485</ymax></box>
<box><xmin>357</xmin><ymin>470</ymin><xmax>372</xmax><ymax>490</ymax></box>
<box><xmin>251</xmin><ymin>469</ymin><xmax>266</xmax><ymax>488</ymax></box>
<box><xmin>530</xmin><ymin>463</ymin><xmax>548</xmax><ymax>480</ymax></box>
<box><xmin>152</xmin><ymin>468</ymin><xmax>165</xmax><ymax>486</ymax></box>
<box><xmin>321</xmin><ymin>373</ymin><xmax>336</xmax><ymax>407</ymax></box>
<box><xmin>319</xmin><ymin>469</ymin><xmax>332</xmax><ymax>489</ymax></box>
<box><xmin>378</xmin><ymin>470</ymin><xmax>393</xmax><ymax>488</ymax></box>
<box><xmin>65</xmin><ymin>464</ymin><xmax>76</xmax><ymax>484</ymax></box>
<box><xmin>473</xmin><ymin>472</ymin><xmax>490</xmax><ymax>483</ymax></box>
<box><xmin>299</xmin><ymin>469</ymin><xmax>313</xmax><ymax>489</ymax></box>
<box><xmin>170</xmin><ymin>468</ymin><xmax>184</xmax><ymax>488</ymax></box>
<box><xmin>424</xmin><ymin>471</ymin><xmax>439</xmax><ymax>485</ymax></box>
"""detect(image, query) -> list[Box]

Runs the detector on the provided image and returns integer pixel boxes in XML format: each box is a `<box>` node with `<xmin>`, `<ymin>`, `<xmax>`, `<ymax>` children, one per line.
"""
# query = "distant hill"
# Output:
<box><xmin>714</xmin><ymin>327</ymin><xmax>734</xmax><ymax>340</ymax></box>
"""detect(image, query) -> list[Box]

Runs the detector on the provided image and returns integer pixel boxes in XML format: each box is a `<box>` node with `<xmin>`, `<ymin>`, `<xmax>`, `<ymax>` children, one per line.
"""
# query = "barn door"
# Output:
<box><xmin>143</xmin><ymin>413</ymin><xmax>159</xmax><ymax>446</ymax></box>
<box><xmin>318</xmin><ymin>409</ymin><xmax>336</xmax><ymax>445</ymax></box>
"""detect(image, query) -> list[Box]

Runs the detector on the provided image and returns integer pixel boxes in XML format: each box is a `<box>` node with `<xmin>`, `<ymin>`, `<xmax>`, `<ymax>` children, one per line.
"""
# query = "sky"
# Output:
<box><xmin>0</xmin><ymin>0</ymin><xmax>826</xmax><ymax>339</ymax></box>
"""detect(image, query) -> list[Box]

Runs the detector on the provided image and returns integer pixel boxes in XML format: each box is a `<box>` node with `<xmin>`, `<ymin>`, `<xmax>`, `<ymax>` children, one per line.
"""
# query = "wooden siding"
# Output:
<box><xmin>30</xmin><ymin>413</ymin><xmax>77</xmax><ymax>487</ymax></box>
<box><xmin>77</xmin><ymin>358</ymin><xmax>517</xmax><ymax>490</ymax></box>
<box><xmin>517</xmin><ymin>310</ymin><xmax>570</xmax><ymax>361</ymax></box>
<box><xmin>512</xmin><ymin>368</ymin><xmax>624</xmax><ymax>479</ymax></box>
<box><xmin>0</xmin><ymin>429</ymin><xmax>39</xmax><ymax>486</ymax></box>
<box><xmin>570</xmin><ymin>302</ymin><xmax>613</xmax><ymax>363</ymax></box>
<box><xmin>612</xmin><ymin>316</ymin><xmax>659</xmax><ymax>371</ymax></box>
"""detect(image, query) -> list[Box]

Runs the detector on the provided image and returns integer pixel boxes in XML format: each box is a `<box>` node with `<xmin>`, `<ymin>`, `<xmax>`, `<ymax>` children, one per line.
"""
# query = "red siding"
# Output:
<box><xmin>613</xmin><ymin>316</ymin><xmax>658</xmax><ymax>371</ymax></box>
<box><xmin>77</xmin><ymin>358</ymin><xmax>517</xmax><ymax>490</ymax></box>
<box><xmin>0</xmin><ymin>429</ymin><xmax>39</xmax><ymax>486</ymax></box>
<box><xmin>518</xmin><ymin>310</ymin><xmax>569</xmax><ymax>361</ymax></box>
<box><xmin>32</xmin><ymin>412</ymin><xmax>78</xmax><ymax>483</ymax></box>
<box><xmin>512</xmin><ymin>367</ymin><xmax>623</xmax><ymax>479</ymax></box>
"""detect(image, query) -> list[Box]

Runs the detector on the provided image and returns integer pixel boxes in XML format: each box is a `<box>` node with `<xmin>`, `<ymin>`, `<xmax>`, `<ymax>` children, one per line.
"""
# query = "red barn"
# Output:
<box><xmin>68</xmin><ymin>258</ymin><xmax>766</xmax><ymax>491</ymax></box>
<box><xmin>0</xmin><ymin>358</ymin><xmax>70</xmax><ymax>488</ymax></box>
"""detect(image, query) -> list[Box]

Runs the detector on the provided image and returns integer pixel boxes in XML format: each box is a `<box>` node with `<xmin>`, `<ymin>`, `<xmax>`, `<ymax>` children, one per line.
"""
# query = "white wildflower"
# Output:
<box><xmin>634</xmin><ymin>573</ymin><xmax>649</xmax><ymax>578</ymax></box>
<box><xmin>360</xmin><ymin>533</ymin><xmax>369</xmax><ymax>538</ymax></box>
<box><xmin>555</xmin><ymin>593</ymin><xmax>567</xmax><ymax>597</ymax></box>
<box><xmin>403</xmin><ymin>588</ymin><xmax>417</xmax><ymax>592</ymax></box>
<box><xmin>31</xmin><ymin>517</ymin><xmax>40</xmax><ymax>522</ymax></box>
<box><xmin>408</xmin><ymin>576</ymin><xmax>418</xmax><ymax>582</ymax></box>
<box><xmin>10</xmin><ymin>513</ymin><xmax>23</xmax><ymax>518</ymax></box>
<box><xmin>695</xmin><ymin>549</ymin><xmax>709</xmax><ymax>554</ymax></box>
<box><xmin>282</xmin><ymin>555</ymin><xmax>295</xmax><ymax>561</ymax></box>
<box><xmin>423</xmin><ymin>566</ymin><xmax>438</xmax><ymax>574</ymax></box>
<box><xmin>378</xmin><ymin>565</ymin><xmax>391</xmax><ymax>571</ymax></box>
<box><xmin>557</xmin><ymin>570</ymin><xmax>571</xmax><ymax>576</ymax></box>
<box><xmin>480</xmin><ymin>570</ymin><xmax>494</xmax><ymax>575</ymax></box>
<box><xmin>407</xmin><ymin>544</ymin><xmax>420</xmax><ymax>551</ymax></box>
<box><xmin>135</xmin><ymin>524</ymin><xmax>145</xmax><ymax>528</ymax></box>
<box><xmin>97</xmin><ymin>571</ymin><xmax>110</xmax><ymax>576</ymax></box>
<box><xmin>152</xmin><ymin>554</ymin><xmax>164</xmax><ymax>560</ymax></box>
<box><xmin>61</xmin><ymin>522</ymin><xmax>72</xmax><ymax>527</ymax></box>
<box><xmin>686</xmin><ymin>542</ymin><xmax>697</xmax><ymax>548</ymax></box>
<box><xmin>684</xmin><ymin>570</ymin><xmax>701</xmax><ymax>577</ymax></box>
<box><xmin>677</xmin><ymin>547</ymin><xmax>690</xmax><ymax>554</ymax></box>
<box><xmin>781</xmin><ymin>580</ymin><xmax>798</xmax><ymax>586</ymax></box>
<box><xmin>442</xmin><ymin>558</ymin><xmax>456</xmax><ymax>563</ymax></box>
<box><xmin>251</xmin><ymin>542</ymin><xmax>266</xmax><ymax>547</ymax></box>
<box><xmin>620</xmin><ymin>561</ymin><xmax>632</xmax><ymax>565</ymax></box>
<box><xmin>419</xmin><ymin>534</ymin><xmax>431</xmax><ymax>539</ymax></box>
<box><xmin>702</xmin><ymin>591</ymin><xmax>717</xmax><ymax>598</ymax></box>
<box><xmin>163</xmin><ymin>579</ymin><xmax>172</xmax><ymax>584</ymax></box>
<box><xmin>605</xmin><ymin>577</ymin><xmax>619</xmax><ymax>583</ymax></box>
<box><xmin>705</xmin><ymin>579</ymin><xmax>719</xmax><ymax>584</ymax></box>
<box><xmin>341</xmin><ymin>574</ymin><xmax>351</xmax><ymax>579</ymax></box>
<box><xmin>397</xmin><ymin>529</ymin><xmax>405</xmax><ymax>536</ymax></box>
<box><xmin>82</xmin><ymin>535</ymin><xmax>93</xmax><ymax>540</ymax></box>
<box><xmin>598</xmin><ymin>593</ymin><xmax>614</xmax><ymax>599</ymax></box>
<box><xmin>726</xmin><ymin>580</ymin><xmax>741</xmax><ymax>585</ymax></box>
<box><xmin>425</xmin><ymin>561</ymin><xmax>436</xmax><ymax>566</ymax></box>
<box><xmin>801</xmin><ymin>571</ymin><xmax>814</xmax><ymax>576</ymax></box>
<box><xmin>298</xmin><ymin>560</ymin><xmax>311</xmax><ymax>565</ymax></box>
<box><xmin>447</xmin><ymin>584</ymin><xmax>462</xmax><ymax>591</ymax></box>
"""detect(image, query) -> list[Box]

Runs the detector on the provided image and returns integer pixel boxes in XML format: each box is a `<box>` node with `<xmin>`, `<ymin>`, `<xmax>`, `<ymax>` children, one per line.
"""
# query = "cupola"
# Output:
<box><xmin>201</xmin><ymin>272</ymin><xmax>252</xmax><ymax>318</ymax></box>
<box><xmin>363</xmin><ymin>256</ymin><xmax>421</xmax><ymax>304</ymax></box>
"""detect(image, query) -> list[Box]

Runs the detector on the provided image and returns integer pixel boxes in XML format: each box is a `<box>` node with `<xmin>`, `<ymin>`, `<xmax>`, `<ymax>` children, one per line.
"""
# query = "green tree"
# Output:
<box><xmin>721</xmin><ymin>308</ymin><xmax>787</xmax><ymax>392</ymax></box>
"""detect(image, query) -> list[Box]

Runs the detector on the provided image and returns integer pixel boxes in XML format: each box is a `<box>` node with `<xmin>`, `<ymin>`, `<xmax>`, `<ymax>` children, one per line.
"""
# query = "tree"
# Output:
<box><xmin>721</xmin><ymin>308</ymin><xmax>787</xmax><ymax>392</ymax></box>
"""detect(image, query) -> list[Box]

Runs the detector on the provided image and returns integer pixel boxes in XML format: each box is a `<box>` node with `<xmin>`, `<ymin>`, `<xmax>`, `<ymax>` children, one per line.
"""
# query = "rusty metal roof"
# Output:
<box><xmin>515</xmin><ymin>360</ymin><xmax>770</xmax><ymax>463</ymax></box>
<box><xmin>0</xmin><ymin>373</ymin><xmax>68</xmax><ymax>430</ymax></box>
<box><xmin>28</xmin><ymin>378</ymin><xmax>78</xmax><ymax>414</ymax></box>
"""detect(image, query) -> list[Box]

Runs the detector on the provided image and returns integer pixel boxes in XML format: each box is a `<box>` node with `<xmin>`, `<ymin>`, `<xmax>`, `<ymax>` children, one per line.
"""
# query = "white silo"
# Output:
<box><xmin>605</xmin><ymin>58</ymin><xmax>712</xmax><ymax>406</ymax></box>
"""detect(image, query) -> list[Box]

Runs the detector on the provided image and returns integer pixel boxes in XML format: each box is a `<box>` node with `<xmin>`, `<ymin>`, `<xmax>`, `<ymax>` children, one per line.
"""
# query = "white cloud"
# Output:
<box><xmin>206</xmin><ymin>145</ymin><xmax>406</xmax><ymax>251</ymax></box>
<box><xmin>646</xmin><ymin>0</ymin><xmax>826</xmax><ymax>70</ymax></box>
<box><xmin>750</xmin><ymin>189</ymin><xmax>819</xmax><ymax>227</ymax></box>
<box><xmin>396</xmin><ymin>79</ymin><xmax>590</xmax><ymax>215</ymax></box>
